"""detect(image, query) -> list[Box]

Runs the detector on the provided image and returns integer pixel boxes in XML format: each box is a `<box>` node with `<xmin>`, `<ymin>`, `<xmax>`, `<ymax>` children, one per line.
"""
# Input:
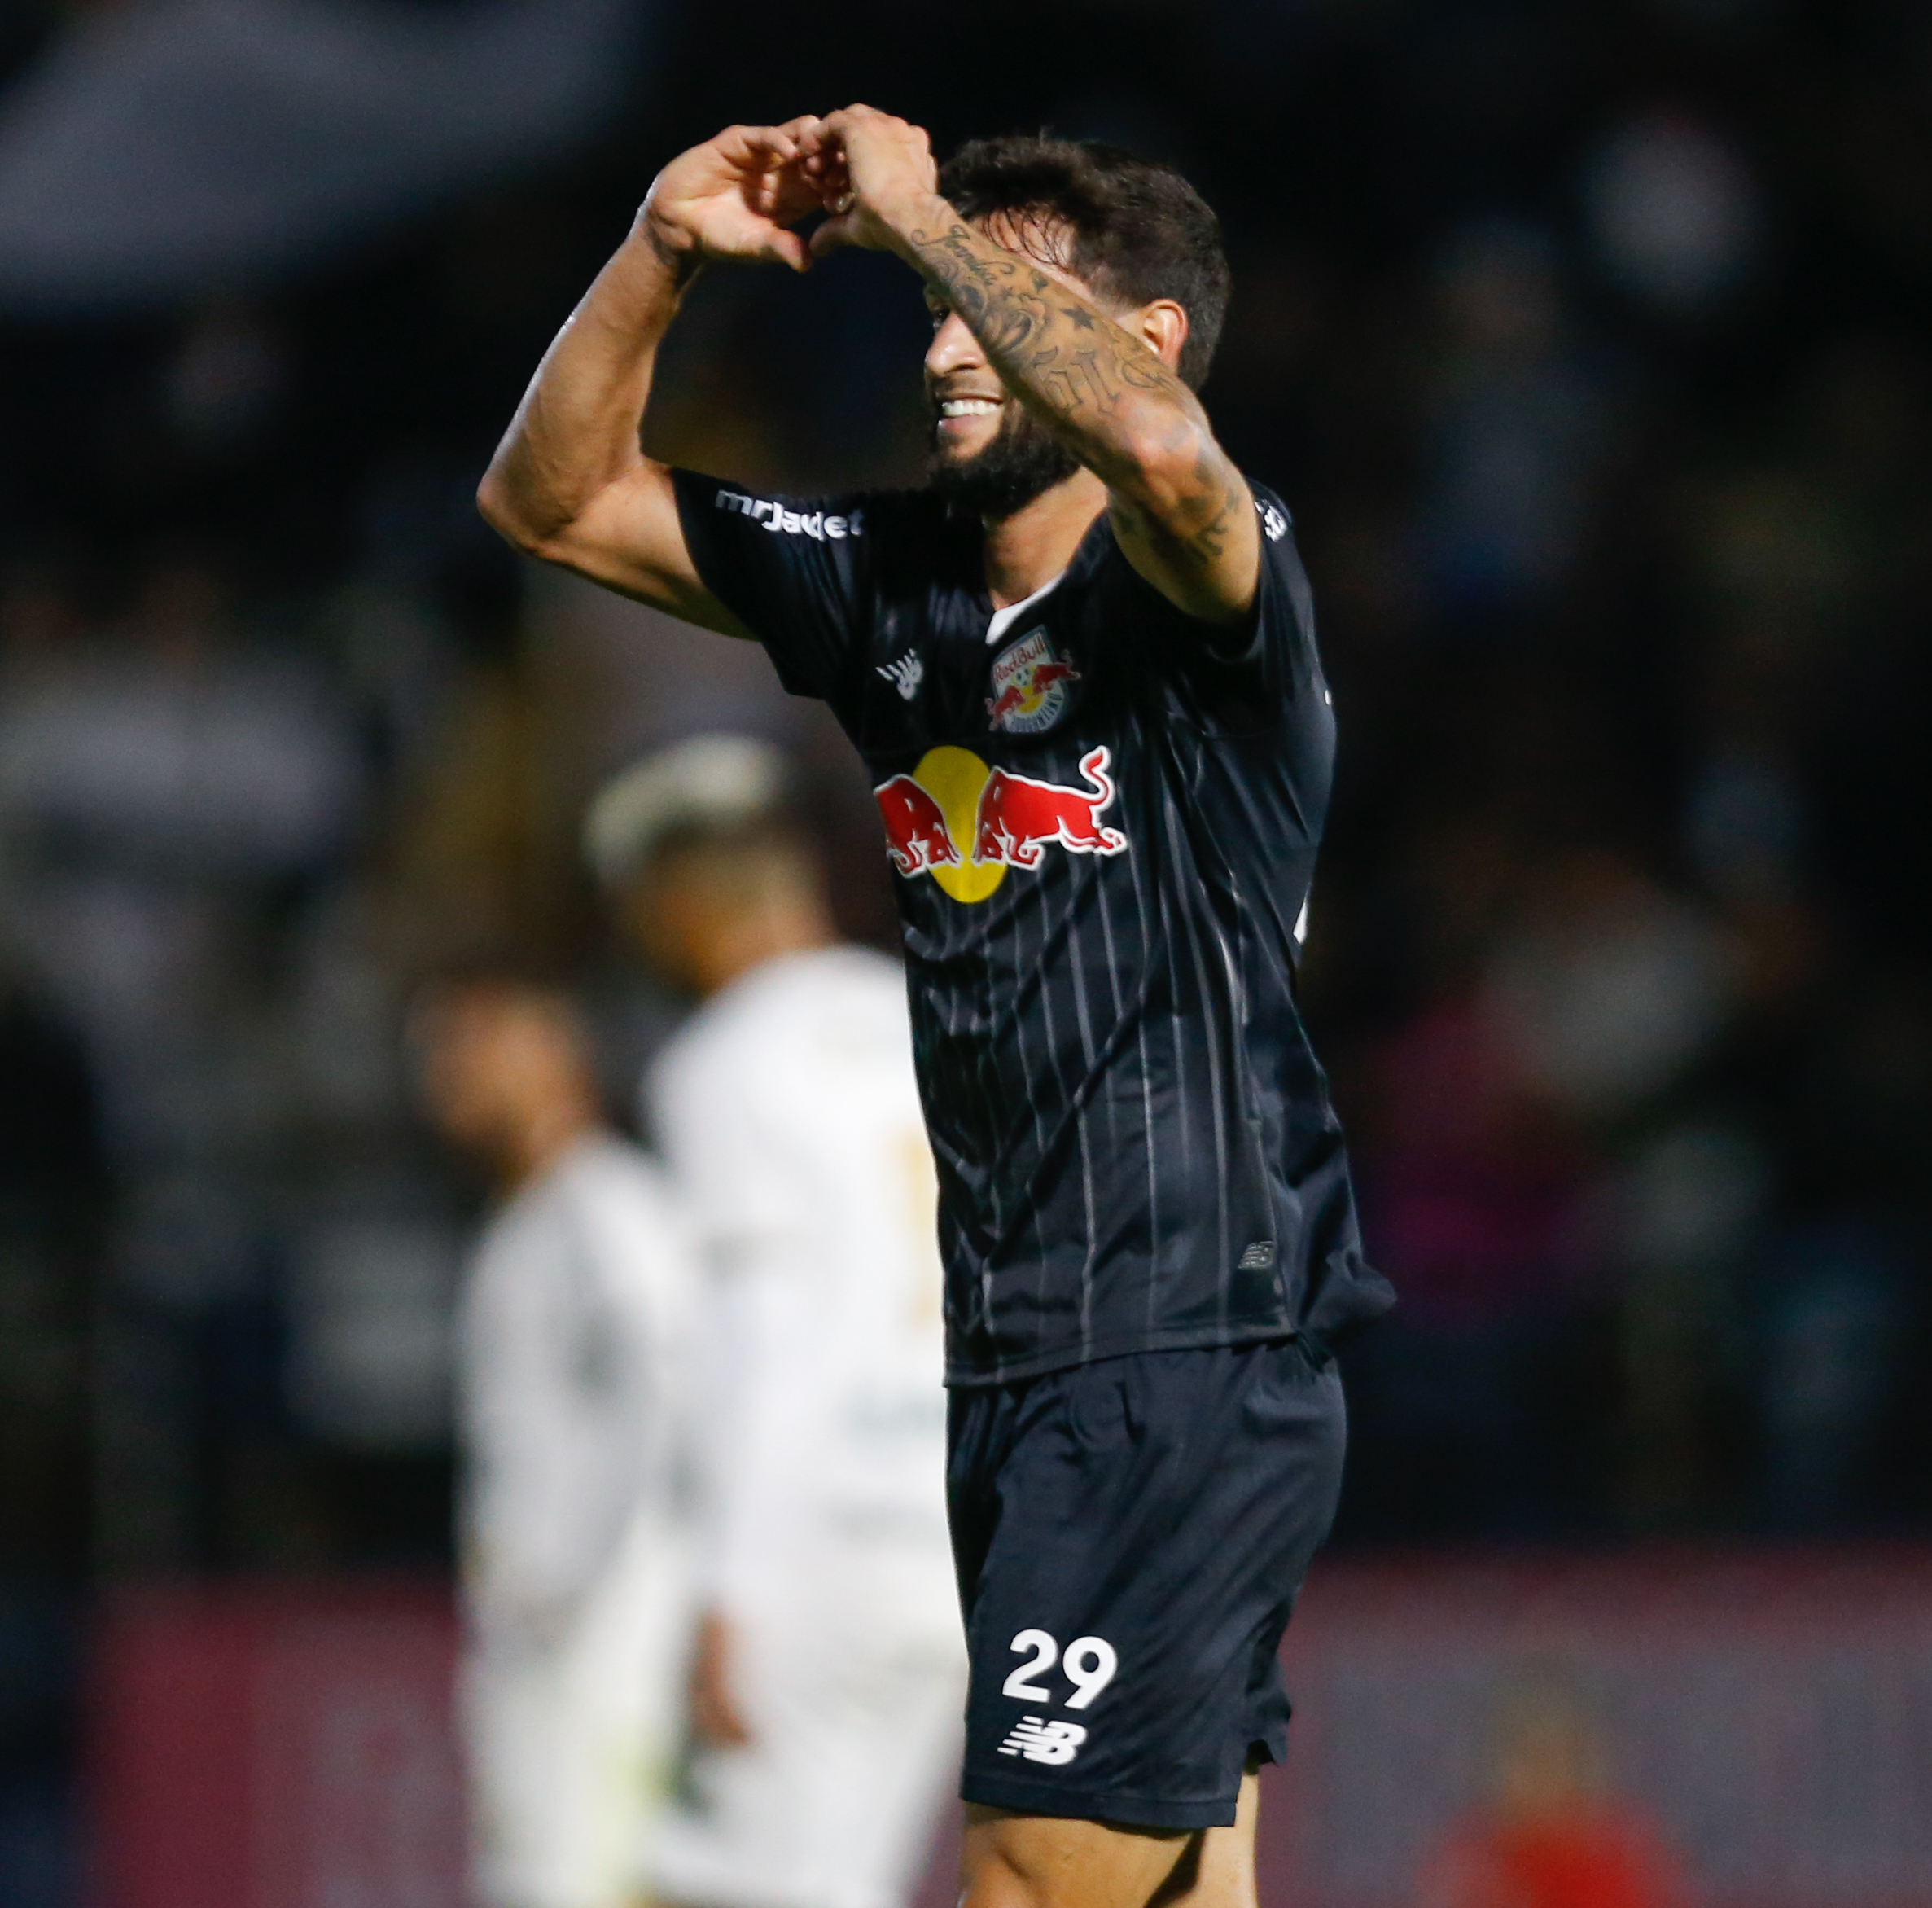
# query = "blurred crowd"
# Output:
<box><xmin>3</xmin><ymin>0</ymin><xmax>1932</xmax><ymax>1889</ymax></box>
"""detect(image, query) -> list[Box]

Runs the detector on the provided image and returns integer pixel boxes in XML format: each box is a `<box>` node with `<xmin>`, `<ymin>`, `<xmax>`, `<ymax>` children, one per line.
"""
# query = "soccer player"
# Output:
<box><xmin>480</xmin><ymin>107</ymin><xmax>1393</xmax><ymax>1908</ymax></box>
<box><xmin>416</xmin><ymin>976</ymin><xmax>699</xmax><ymax>1908</ymax></box>
<box><xmin>586</xmin><ymin>735</ymin><xmax>965</xmax><ymax>1908</ymax></box>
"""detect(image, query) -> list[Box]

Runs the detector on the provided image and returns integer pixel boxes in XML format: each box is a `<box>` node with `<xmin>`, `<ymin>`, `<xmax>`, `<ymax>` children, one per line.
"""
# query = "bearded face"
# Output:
<box><xmin>925</xmin><ymin>394</ymin><xmax>1082</xmax><ymax>520</ymax></box>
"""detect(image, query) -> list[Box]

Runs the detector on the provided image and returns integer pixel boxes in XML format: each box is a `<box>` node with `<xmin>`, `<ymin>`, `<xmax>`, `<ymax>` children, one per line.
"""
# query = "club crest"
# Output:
<box><xmin>986</xmin><ymin>626</ymin><xmax>1080</xmax><ymax>735</ymax></box>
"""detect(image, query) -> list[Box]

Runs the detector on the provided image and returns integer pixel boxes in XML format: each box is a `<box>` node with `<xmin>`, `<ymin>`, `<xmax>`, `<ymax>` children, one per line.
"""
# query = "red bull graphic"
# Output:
<box><xmin>985</xmin><ymin>627</ymin><xmax>1081</xmax><ymax>735</ymax></box>
<box><xmin>972</xmin><ymin>748</ymin><xmax>1127</xmax><ymax>869</ymax></box>
<box><xmin>874</xmin><ymin>774</ymin><xmax>962</xmax><ymax>876</ymax></box>
<box><xmin>872</xmin><ymin>745</ymin><xmax>1128</xmax><ymax>903</ymax></box>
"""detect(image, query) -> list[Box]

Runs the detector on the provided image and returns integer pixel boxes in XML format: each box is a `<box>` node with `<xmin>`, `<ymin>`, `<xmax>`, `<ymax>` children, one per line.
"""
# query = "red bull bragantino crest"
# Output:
<box><xmin>985</xmin><ymin>626</ymin><xmax>1080</xmax><ymax>735</ymax></box>
<box><xmin>873</xmin><ymin>745</ymin><xmax>1128</xmax><ymax>904</ymax></box>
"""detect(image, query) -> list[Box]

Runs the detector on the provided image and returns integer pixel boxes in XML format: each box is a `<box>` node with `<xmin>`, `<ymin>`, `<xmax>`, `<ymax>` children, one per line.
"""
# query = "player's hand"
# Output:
<box><xmin>689</xmin><ymin>1608</ymin><xmax>754</xmax><ymax>1748</ymax></box>
<box><xmin>641</xmin><ymin>117</ymin><xmax>835</xmax><ymax>274</ymax></box>
<box><xmin>808</xmin><ymin>106</ymin><xmax>943</xmax><ymax>260</ymax></box>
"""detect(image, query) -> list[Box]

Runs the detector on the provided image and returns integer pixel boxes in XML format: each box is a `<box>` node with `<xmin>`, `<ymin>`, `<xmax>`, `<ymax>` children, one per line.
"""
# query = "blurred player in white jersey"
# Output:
<box><xmin>587</xmin><ymin>736</ymin><xmax>966</xmax><ymax>1908</ymax></box>
<box><xmin>416</xmin><ymin>976</ymin><xmax>699</xmax><ymax>1908</ymax></box>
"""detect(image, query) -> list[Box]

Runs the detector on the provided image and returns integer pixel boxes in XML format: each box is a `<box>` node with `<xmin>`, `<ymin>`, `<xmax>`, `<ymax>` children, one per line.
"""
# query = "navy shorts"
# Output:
<box><xmin>947</xmin><ymin>1336</ymin><xmax>1347</xmax><ymax>1831</ymax></box>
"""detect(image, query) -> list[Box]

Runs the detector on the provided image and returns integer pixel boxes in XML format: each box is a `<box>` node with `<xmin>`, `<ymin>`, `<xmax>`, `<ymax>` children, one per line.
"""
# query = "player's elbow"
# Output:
<box><xmin>476</xmin><ymin>466</ymin><xmax>542</xmax><ymax>555</ymax></box>
<box><xmin>476</xmin><ymin>465</ymin><xmax>576</xmax><ymax>564</ymax></box>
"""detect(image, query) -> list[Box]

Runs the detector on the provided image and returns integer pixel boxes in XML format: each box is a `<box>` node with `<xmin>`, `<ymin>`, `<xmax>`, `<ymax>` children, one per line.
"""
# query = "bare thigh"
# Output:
<box><xmin>959</xmin><ymin>1771</ymin><xmax>1260</xmax><ymax>1908</ymax></box>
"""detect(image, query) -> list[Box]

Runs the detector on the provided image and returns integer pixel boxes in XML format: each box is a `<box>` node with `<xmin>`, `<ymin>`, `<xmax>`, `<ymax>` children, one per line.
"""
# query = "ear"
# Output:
<box><xmin>1134</xmin><ymin>299</ymin><xmax>1190</xmax><ymax>372</ymax></box>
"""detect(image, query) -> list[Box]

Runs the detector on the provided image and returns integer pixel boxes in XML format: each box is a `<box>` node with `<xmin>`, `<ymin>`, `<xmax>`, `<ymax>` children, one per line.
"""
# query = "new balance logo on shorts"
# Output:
<box><xmin>997</xmin><ymin>1717</ymin><xmax>1088</xmax><ymax>1765</ymax></box>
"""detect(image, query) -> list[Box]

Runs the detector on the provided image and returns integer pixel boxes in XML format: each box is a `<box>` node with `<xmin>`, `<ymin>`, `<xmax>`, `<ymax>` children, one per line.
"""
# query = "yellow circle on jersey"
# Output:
<box><xmin>914</xmin><ymin>745</ymin><xmax>1006</xmax><ymax>903</ymax></box>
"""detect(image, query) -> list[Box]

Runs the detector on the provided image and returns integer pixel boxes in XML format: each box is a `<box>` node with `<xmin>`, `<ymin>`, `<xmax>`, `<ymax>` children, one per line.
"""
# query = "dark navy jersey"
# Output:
<box><xmin>673</xmin><ymin>469</ymin><xmax>1394</xmax><ymax>1386</ymax></box>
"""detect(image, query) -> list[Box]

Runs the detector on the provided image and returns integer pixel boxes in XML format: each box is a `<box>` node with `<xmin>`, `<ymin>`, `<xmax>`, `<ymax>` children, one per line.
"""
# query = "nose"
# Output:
<box><xmin>924</xmin><ymin>309</ymin><xmax>985</xmax><ymax>383</ymax></box>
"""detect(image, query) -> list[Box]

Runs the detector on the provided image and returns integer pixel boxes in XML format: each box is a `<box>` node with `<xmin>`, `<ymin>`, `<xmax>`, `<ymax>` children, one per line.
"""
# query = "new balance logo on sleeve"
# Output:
<box><xmin>997</xmin><ymin>1717</ymin><xmax>1088</xmax><ymax>1765</ymax></box>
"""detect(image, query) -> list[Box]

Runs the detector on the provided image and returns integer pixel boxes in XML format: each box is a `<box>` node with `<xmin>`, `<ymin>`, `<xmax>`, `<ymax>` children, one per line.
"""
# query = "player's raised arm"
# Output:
<box><xmin>811</xmin><ymin>106</ymin><xmax>1260</xmax><ymax>626</ymax></box>
<box><xmin>476</xmin><ymin>118</ymin><xmax>833</xmax><ymax>634</ymax></box>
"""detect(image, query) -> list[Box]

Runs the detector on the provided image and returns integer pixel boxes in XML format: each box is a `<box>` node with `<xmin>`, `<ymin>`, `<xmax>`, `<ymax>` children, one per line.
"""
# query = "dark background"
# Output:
<box><xmin>2</xmin><ymin>1</ymin><xmax>1929</xmax><ymax>1898</ymax></box>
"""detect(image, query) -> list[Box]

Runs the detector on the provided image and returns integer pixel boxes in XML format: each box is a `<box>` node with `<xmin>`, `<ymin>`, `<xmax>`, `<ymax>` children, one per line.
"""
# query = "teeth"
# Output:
<box><xmin>940</xmin><ymin>399</ymin><xmax>1001</xmax><ymax>417</ymax></box>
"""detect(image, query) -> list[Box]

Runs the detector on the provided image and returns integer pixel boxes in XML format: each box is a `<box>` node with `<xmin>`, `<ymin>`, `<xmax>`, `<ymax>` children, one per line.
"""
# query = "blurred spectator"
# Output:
<box><xmin>0</xmin><ymin>550</ymin><xmax>360</xmax><ymax>1153</ymax></box>
<box><xmin>1417</xmin><ymin>1668</ymin><xmax>1686</xmax><ymax>1908</ymax></box>
<box><xmin>1343</xmin><ymin>819</ymin><xmax>1604</xmax><ymax>1537</ymax></box>
<box><xmin>1483</xmin><ymin>844</ymin><xmax>1733</xmax><ymax>1126</ymax></box>
<box><xmin>417</xmin><ymin>975</ymin><xmax>698</xmax><ymax>1908</ymax></box>
<box><xmin>1419</xmin><ymin>223</ymin><xmax>1617</xmax><ymax>625</ymax></box>
<box><xmin>1344</xmin><ymin>821</ymin><xmax>1743</xmax><ymax>1537</ymax></box>
<box><xmin>1584</xmin><ymin>110</ymin><xmax>1763</xmax><ymax>317</ymax></box>
<box><xmin>588</xmin><ymin>739</ymin><xmax>966</xmax><ymax>1908</ymax></box>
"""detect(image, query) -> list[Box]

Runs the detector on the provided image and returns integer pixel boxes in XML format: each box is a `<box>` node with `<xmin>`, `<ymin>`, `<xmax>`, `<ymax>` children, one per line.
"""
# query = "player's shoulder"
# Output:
<box><xmin>655</xmin><ymin>946</ymin><xmax>909</xmax><ymax>1099</ymax></box>
<box><xmin>703</xmin><ymin>944</ymin><xmax>906</xmax><ymax>1044</ymax></box>
<box><xmin>473</xmin><ymin>1133</ymin><xmax>669</xmax><ymax>1280</ymax></box>
<box><xmin>544</xmin><ymin>1131</ymin><xmax>681</xmax><ymax>1222</ymax></box>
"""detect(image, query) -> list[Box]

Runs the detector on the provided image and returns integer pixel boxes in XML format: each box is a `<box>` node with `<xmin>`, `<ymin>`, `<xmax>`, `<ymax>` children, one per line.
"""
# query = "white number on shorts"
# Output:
<box><xmin>1001</xmin><ymin>1629</ymin><xmax>1058</xmax><ymax>1700</ymax></box>
<box><xmin>1001</xmin><ymin>1629</ymin><xmax>1119</xmax><ymax>1708</ymax></box>
<box><xmin>1062</xmin><ymin>1636</ymin><xmax>1119</xmax><ymax>1711</ymax></box>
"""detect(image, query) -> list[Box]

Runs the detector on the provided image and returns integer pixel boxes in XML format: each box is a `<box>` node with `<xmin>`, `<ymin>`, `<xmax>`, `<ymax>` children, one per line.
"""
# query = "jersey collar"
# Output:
<box><xmin>985</xmin><ymin>571</ymin><xmax>1067</xmax><ymax>647</ymax></box>
<box><xmin>978</xmin><ymin>507</ymin><xmax>1115</xmax><ymax>644</ymax></box>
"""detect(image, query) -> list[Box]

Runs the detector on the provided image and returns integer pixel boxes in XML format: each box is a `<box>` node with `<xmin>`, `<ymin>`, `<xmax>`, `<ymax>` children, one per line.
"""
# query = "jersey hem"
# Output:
<box><xmin>959</xmin><ymin>1769</ymin><xmax>1241</xmax><ymax>1831</ymax></box>
<box><xmin>943</xmin><ymin>1313</ymin><xmax>1298</xmax><ymax>1389</ymax></box>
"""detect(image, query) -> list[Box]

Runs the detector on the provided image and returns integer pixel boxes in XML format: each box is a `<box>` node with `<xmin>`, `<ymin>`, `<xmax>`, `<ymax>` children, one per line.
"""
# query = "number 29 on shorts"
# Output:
<box><xmin>1001</xmin><ymin>1629</ymin><xmax>1119</xmax><ymax>1711</ymax></box>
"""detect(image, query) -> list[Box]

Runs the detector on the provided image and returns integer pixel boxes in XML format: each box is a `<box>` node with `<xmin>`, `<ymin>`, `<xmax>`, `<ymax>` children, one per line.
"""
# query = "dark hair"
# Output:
<box><xmin>937</xmin><ymin>134</ymin><xmax>1231</xmax><ymax>389</ymax></box>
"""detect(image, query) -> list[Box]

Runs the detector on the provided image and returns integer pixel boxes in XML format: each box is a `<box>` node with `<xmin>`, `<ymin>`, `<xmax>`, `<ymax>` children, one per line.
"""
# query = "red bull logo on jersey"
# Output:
<box><xmin>873</xmin><ymin>745</ymin><xmax>1128</xmax><ymax>903</ymax></box>
<box><xmin>986</xmin><ymin>627</ymin><xmax>1080</xmax><ymax>735</ymax></box>
<box><xmin>874</xmin><ymin>774</ymin><xmax>962</xmax><ymax>877</ymax></box>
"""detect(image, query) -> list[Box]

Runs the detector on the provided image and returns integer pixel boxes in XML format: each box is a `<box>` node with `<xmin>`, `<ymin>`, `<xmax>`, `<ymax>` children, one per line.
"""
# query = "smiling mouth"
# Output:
<box><xmin>936</xmin><ymin>396</ymin><xmax>1002</xmax><ymax>420</ymax></box>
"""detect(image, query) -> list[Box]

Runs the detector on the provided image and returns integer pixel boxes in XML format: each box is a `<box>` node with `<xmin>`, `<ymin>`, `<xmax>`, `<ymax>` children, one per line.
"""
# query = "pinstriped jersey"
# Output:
<box><xmin>673</xmin><ymin>471</ymin><xmax>1394</xmax><ymax>1386</ymax></box>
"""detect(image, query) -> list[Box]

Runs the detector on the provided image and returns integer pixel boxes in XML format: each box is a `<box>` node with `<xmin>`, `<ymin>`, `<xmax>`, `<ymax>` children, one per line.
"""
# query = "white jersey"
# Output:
<box><xmin>647</xmin><ymin>947</ymin><xmax>963</xmax><ymax>1908</ymax></box>
<box><xmin>457</xmin><ymin>1130</ymin><xmax>697</xmax><ymax>1631</ymax></box>
<box><xmin>647</xmin><ymin>944</ymin><xmax>953</xmax><ymax>1621</ymax></box>
<box><xmin>455</xmin><ymin>1131</ymin><xmax>700</xmax><ymax>1908</ymax></box>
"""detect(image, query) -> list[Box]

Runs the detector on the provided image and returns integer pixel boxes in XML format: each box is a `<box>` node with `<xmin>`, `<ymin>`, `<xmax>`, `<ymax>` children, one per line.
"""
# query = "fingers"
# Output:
<box><xmin>766</xmin><ymin>226</ymin><xmax>813</xmax><ymax>273</ymax></box>
<box><xmin>808</xmin><ymin>213</ymin><xmax>857</xmax><ymax>261</ymax></box>
<box><xmin>774</xmin><ymin>112</ymin><xmax>827</xmax><ymax>147</ymax></box>
<box><xmin>820</xmin><ymin>103</ymin><xmax>924</xmax><ymax>153</ymax></box>
<box><xmin>716</xmin><ymin>116</ymin><xmax>848</xmax><ymax>217</ymax></box>
<box><xmin>714</xmin><ymin>119</ymin><xmax>825</xmax><ymax>177</ymax></box>
<box><xmin>712</xmin><ymin>124</ymin><xmax>790</xmax><ymax>172</ymax></box>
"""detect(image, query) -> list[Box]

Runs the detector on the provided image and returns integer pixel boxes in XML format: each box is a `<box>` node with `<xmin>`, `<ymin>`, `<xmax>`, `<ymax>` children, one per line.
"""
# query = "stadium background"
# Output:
<box><xmin>1</xmin><ymin>0</ymin><xmax>1929</xmax><ymax>1902</ymax></box>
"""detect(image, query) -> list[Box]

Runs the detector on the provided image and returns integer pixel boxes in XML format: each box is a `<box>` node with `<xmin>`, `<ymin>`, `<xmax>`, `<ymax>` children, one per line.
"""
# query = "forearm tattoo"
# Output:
<box><xmin>905</xmin><ymin>215</ymin><xmax>1240</xmax><ymax>572</ymax></box>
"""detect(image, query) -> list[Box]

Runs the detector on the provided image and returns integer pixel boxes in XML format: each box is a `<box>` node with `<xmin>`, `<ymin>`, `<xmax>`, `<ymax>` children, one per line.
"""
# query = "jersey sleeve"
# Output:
<box><xmin>1126</xmin><ymin>480</ymin><xmax>1327</xmax><ymax>728</ymax></box>
<box><xmin>671</xmin><ymin>468</ymin><xmax>875</xmax><ymax>700</ymax></box>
